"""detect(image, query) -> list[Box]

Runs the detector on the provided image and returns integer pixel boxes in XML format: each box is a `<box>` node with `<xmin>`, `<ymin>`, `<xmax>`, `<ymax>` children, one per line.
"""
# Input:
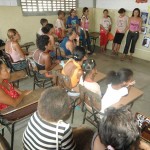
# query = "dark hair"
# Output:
<box><xmin>68</xmin><ymin>29</ymin><xmax>76</xmax><ymax>37</ymax></box>
<box><xmin>107</xmin><ymin>68</ymin><xmax>133</xmax><ymax>85</ymax></box>
<box><xmin>36</xmin><ymin>35</ymin><xmax>49</xmax><ymax>51</ymax></box>
<box><xmin>70</xmin><ymin>9</ymin><xmax>75</xmax><ymax>15</ymax></box>
<box><xmin>58</xmin><ymin>10</ymin><xmax>65</xmax><ymax>16</ymax></box>
<box><xmin>0</xmin><ymin>60</ymin><xmax>3</xmax><ymax>69</ymax></box>
<box><xmin>83</xmin><ymin>7</ymin><xmax>88</xmax><ymax>14</ymax></box>
<box><xmin>118</xmin><ymin>8</ymin><xmax>126</xmax><ymax>14</ymax></box>
<box><xmin>42</xmin><ymin>23</ymin><xmax>54</xmax><ymax>34</ymax></box>
<box><xmin>103</xmin><ymin>9</ymin><xmax>108</xmax><ymax>13</ymax></box>
<box><xmin>40</xmin><ymin>18</ymin><xmax>48</xmax><ymax>26</ymax></box>
<box><xmin>73</xmin><ymin>46</ymin><xmax>86</xmax><ymax>61</ymax></box>
<box><xmin>38</xmin><ymin>87</ymin><xmax>72</xmax><ymax>122</ymax></box>
<box><xmin>99</xmin><ymin>108</ymin><xmax>140</xmax><ymax>150</ymax></box>
<box><xmin>82</xmin><ymin>59</ymin><xmax>96</xmax><ymax>81</ymax></box>
<box><xmin>132</xmin><ymin>8</ymin><xmax>140</xmax><ymax>17</ymax></box>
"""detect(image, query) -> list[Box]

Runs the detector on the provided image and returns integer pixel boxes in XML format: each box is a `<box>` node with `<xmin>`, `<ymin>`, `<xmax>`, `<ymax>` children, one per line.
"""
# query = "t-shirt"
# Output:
<box><xmin>79</xmin><ymin>76</ymin><xmax>102</xmax><ymax>97</ymax></box>
<box><xmin>116</xmin><ymin>15</ymin><xmax>128</xmax><ymax>33</ymax></box>
<box><xmin>38</xmin><ymin>27</ymin><xmax>43</xmax><ymax>35</ymax></box>
<box><xmin>100</xmin><ymin>17</ymin><xmax>111</xmax><ymax>30</ymax></box>
<box><xmin>22</xmin><ymin>112</ymin><xmax>75</xmax><ymax>150</ymax></box>
<box><xmin>66</xmin><ymin>16</ymin><xmax>79</xmax><ymax>29</ymax></box>
<box><xmin>55</xmin><ymin>18</ymin><xmax>65</xmax><ymax>29</ymax></box>
<box><xmin>101</xmin><ymin>84</ymin><xmax>128</xmax><ymax>113</ymax></box>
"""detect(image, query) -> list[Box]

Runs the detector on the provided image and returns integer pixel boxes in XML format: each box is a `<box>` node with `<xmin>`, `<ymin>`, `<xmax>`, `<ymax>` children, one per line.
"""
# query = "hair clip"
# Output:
<box><xmin>74</xmin><ymin>55</ymin><xmax>78</xmax><ymax>59</ymax></box>
<box><xmin>107</xmin><ymin>145</ymin><xmax>115</xmax><ymax>150</ymax></box>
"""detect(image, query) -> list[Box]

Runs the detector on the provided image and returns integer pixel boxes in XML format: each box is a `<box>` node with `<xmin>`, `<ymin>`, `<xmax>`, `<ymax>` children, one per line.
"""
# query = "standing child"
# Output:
<box><xmin>121</xmin><ymin>8</ymin><xmax>142</xmax><ymax>61</ymax></box>
<box><xmin>67</xmin><ymin>9</ymin><xmax>79</xmax><ymax>32</ymax></box>
<box><xmin>100</xmin><ymin>9</ymin><xmax>111</xmax><ymax>53</ymax></box>
<box><xmin>101</xmin><ymin>68</ymin><xmax>135</xmax><ymax>113</ymax></box>
<box><xmin>55</xmin><ymin>10</ymin><xmax>66</xmax><ymax>40</ymax></box>
<box><xmin>112</xmin><ymin>8</ymin><xmax>128</xmax><ymax>55</ymax></box>
<box><xmin>80</xmin><ymin>7</ymin><xmax>92</xmax><ymax>54</ymax></box>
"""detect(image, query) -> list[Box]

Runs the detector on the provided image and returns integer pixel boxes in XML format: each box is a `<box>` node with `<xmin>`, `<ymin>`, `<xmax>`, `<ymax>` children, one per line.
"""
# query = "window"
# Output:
<box><xmin>20</xmin><ymin>0</ymin><xmax>77</xmax><ymax>16</ymax></box>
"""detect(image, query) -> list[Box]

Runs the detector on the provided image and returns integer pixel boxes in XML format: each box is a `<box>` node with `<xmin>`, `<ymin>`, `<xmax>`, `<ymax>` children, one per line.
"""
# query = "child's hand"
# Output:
<box><xmin>127</xmin><ymin>80</ymin><xmax>136</xmax><ymax>87</ymax></box>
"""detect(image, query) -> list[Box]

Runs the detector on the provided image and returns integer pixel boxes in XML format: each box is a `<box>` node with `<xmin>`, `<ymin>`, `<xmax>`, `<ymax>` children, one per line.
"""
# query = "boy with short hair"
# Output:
<box><xmin>38</xmin><ymin>18</ymin><xmax>48</xmax><ymax>35</ymax></box>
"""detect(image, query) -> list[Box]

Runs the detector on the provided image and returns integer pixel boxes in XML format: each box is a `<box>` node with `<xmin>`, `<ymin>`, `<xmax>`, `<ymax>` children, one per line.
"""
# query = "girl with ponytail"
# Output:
<box><xmin>79</xmin><ymin>59</ymin><xmax>102</xmax><ymax>97</ymax></box>
<box><xmin>101</xmin><ymin>68</ymin><xmax>135</xmax><ymax>113</ymax></box>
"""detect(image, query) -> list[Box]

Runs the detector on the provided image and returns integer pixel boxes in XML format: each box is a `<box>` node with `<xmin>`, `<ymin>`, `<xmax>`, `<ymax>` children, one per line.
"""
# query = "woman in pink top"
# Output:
<box><xmin>121</xmin><ymin>8</ymin><xmax>142</xmax><ymax>61</ymax></box>
<box><xmin>80</xmin><ymin>7</ymin><xmax>92</xmax><ymax>54</ymax></box>
<box><xmin>5</xmin><ymin>29</ymin><xmax>26</xmax><ymax>62</ymax></box>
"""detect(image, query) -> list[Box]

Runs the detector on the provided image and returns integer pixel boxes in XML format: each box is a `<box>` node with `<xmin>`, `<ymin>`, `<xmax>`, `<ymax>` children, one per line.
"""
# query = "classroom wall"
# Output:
<box><xmin>0</xmin><ymin>6</ymin><xmax>58</xmax><ymax>44</ymax></box>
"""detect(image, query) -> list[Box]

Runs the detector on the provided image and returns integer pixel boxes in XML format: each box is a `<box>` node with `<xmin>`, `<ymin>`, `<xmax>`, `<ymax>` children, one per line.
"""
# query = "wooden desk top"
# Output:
<box><xmin>0</xmin><ymin>88</ymin><xmax>44</xmax><ymax>116</ymax></box>
<box><xmin>112</xmin><ymin>86</ymin><xmax>143</xmax><ymax>109</ymax></box>
<box><xmin>39</xmin><ymin>64</ymin><xmax>63</xmax><ymax>74</ymax></box>
<box><xmin>9</xmin><ymin>71</ymin><xmax>27</xmax><ymax>83</ymax></box>
<box><xmin>89</xmin><ymin>32</ymin><xmax>99</xmax><ymax>38</ymax></box>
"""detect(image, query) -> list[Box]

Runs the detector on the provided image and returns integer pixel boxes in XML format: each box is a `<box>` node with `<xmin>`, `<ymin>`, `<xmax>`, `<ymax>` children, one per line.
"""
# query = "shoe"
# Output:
<box><xmin>120</xmin><ymin>55</ymin><xmax>126</xmax><ymax>61</ymax></box>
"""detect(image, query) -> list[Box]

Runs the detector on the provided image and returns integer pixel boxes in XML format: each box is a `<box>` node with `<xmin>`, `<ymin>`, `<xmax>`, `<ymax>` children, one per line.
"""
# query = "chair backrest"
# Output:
<box><xmin>79</xmin><ymin>84</ymin><xmax>102</xmax><ymax>123</ymax></box>
<box><xmin>27</xmin><ymin>57</ymin><xmax>38</xmax><ymax>72</ymax></box>
<box><xmin>52</xmin><ymin>70</ymin><xmax>72</xmax><ymax>91</ymax></box>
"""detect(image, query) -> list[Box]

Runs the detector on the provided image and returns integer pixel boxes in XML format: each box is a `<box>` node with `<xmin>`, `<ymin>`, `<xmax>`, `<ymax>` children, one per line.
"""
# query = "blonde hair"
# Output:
<box><xmin>7</xmin><ymin>29</ymin><xmax>17</xmax><ymax>40</ymax></box>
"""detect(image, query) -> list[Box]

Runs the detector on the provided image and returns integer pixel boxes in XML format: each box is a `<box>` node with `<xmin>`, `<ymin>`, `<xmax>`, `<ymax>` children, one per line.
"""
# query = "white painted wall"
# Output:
<box><xmin>0</xmin><ymin>0</ymin><xmax>17</xmax><ymax>6</ymax></box>
<box><xmin>96</xmin><ymin>0</ymin><xmax>150</xmax><ymax>11</ymax></box>
<box><xmin>78</xmin><ymin>0</ymin><xmax>93</xmax><ymax>8</ymax></box>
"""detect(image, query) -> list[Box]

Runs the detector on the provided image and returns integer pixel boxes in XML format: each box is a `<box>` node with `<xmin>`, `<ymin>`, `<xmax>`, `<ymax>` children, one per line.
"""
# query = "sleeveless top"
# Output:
<box><xmin>8</xmin><ymin>42</ymin><xmax>22</xmax><ymax>62</ymax></box>
<box><xmin>0</xmin><ymin>80</ymin><xmax>20</xmax><ymax>110</ymax></box>
<box><xmin>33</xmin><ymin>50</ymin><xmax>45</xmax><ymax>71</ymax></box>
<box><xmin>62</xmin><ymin>59</ymin><xmax>81</xmax><ymax>88</ymax></box>
<box><xmin>129</xmin><ymin>20</ymin><xmax>140</xmax><ymax>32</ymax></box>
<box><xmin>60</xmin><ymin>37</ymin><xmax>72</xmax><ymax>56</ymax></box>
<box><xmin>81</xmin><ymin>15</ymin><xmax>89</xmax><ymax>31</ymax></box>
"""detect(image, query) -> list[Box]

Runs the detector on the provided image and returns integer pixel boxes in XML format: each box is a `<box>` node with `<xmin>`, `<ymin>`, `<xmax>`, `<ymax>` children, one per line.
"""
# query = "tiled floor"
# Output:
<box><xmin>2</xmin><ymin>48</ymin><xmax>150</xmax><ymax>149</ymax></box>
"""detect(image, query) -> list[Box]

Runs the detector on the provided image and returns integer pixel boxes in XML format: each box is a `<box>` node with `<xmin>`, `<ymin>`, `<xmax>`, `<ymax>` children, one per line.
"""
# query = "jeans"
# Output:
<box><xmin>80</xmin><ymin>29</ymin><xmax>92</xmax><ymax>52</ymax></box>
<box><xmin>123</xmin><ymin>31</ymin><xmax>139</xmax><ymax>54</ymax></box>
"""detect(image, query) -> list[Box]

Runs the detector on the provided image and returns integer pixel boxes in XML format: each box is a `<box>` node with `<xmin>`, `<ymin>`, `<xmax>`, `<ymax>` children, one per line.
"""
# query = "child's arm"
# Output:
<box><xmin>82</xmin><ymin>17</ymin><xmax>87</xmax><ymax>39</ymax></box>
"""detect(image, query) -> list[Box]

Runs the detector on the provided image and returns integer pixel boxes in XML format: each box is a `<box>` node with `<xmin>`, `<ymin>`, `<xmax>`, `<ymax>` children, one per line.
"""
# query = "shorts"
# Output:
<box><xmin>113</xmin><ymin>32</ymin><xmax>124</xmax><ymax>44</ymax></box>
<box><xmin>12</xmin><ymin>60</ymin><xmax>27</xmax><ymax>70</ymax></box>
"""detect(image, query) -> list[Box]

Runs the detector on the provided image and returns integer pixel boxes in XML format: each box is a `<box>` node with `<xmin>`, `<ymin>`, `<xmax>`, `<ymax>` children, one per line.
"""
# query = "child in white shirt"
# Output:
<box><xmin>101</xmin><ymin>68</ymin><xmax>135</xmax><ymax>113</ymax></box>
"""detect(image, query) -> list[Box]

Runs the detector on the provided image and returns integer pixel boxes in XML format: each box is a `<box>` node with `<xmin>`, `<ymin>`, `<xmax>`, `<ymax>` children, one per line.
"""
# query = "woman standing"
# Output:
<box><xmin>80</xmin><ymin>7</ymin><xmax>92</xmax><ymax>54</ymax></box>
<box><xmin>121</xmin><ymin>8</ymin><xmax>142</xmax><ymax>61</ymax></box>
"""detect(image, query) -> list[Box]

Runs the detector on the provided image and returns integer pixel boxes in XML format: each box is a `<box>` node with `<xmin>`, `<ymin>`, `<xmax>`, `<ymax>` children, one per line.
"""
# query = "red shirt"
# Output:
<box><xmin>0</xmin><ymin>80</ymin><xmax>20</xmax><ymax>110</ymax></box>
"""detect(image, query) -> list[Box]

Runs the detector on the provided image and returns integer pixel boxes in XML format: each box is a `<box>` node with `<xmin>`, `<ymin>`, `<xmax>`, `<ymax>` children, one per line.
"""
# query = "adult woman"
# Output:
<box><xmin>91</xmin><ymin>108</ymin><xmax>150</xmax><ymax>150</ymax></box>
<box><xmin>62</xmin><ymin>46</ymin><xmax>86</xmax><ymax>88</ymax></box>
<box><xmin>80</xmin><ymin>7</ymin><xmax>92</xmax><ymax>54</ymax></box>
<box><xmin>33</xmin><ymin>35</ymin><xmax>59</xmax><ymax>78</ymax></box>
<box><xmin>121</xmin><ymin>8</ymin><xmax>142</xmax><ymax>61</ymax></box>
<box><xmin>23</xmin><ymin>87</ymin><xmax>75</xmax><ymax>150</ymax></box>
<box><xmin>80</xmin><ymin>59</ymin><xmax>101</xmax><ymax>97</ymax></box>
<box><xmin>5</xmin><ymin>29</ymin><xmax>28</xmax><ymax>70</ymax></box>
<box><xmin>60</xmin><ymin>29</ymin><xmax>79</xmax><ymax>58</ymax></box>
<box><xmin>0</xmin><ymin>60</ymin><xmax>30</xmax><ymax>110</ymax></box>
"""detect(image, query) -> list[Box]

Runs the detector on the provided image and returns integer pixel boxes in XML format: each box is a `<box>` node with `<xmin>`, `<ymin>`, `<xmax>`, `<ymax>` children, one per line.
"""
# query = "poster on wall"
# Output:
<box><xmin>141</xmin><ymin>12</ymin><xmax>148</xmax><ymax>24</ymax></box>
<box><xmin>136</xmin><ymin>0</ymin><xmax>147</xmax><ymax>3</ymax></box>
<box><xmin>142</xmin><ymin>36</ymin><xmax>150</xmax><ymax>48</ymax></box>
<box><xmin>141</xmin><ymin>26</ymin><xmax>147</xmax><ymax>34</ymax></box>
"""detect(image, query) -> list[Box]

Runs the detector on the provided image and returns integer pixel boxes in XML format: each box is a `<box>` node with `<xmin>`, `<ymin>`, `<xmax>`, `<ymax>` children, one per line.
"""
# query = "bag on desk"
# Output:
<box><xmin>135</xmin><ymin>112</ymin><xmax>150</xmax><ymax>143</ymax></box>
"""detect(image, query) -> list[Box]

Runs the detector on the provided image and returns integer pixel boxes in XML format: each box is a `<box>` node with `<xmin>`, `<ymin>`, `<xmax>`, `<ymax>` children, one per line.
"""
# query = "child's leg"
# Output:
<box><xmin>100</xmin><ymin>31</ymin><xmax>106</xmax><ymax>52</ymax></box>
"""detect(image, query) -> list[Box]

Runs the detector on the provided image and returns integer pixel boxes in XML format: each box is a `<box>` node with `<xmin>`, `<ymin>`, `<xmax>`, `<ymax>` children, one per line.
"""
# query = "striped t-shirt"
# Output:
<box><xmin>22</xmin><ymin>112</ymin><xmax>75</xmax><ymax>150</ymax></box>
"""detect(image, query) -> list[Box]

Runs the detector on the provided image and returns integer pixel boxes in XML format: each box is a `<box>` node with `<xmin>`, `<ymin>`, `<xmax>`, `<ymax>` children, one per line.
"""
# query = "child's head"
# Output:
<box><xmin>57</xmin><ymin>10</ymin><xmax>65</xmax><ymax>19</ymax></box>
<box><xmin>7</xmin><ymin>28</ymin><xmax>21</xmax><ymax>41</ymax></box>
<box><xmin>132</xmin><ymin>8</ymin><xmax>140</xmax><ymax>17</ymax></box>
<box><xmin>82</xmin><ymin>59</ymin><xmax>96</xmax><ymax>81</ymax></box>
<box><xmin>40</xmin><ymin>18</ymin><xmax>48</xmax><ymax>27</ymax></box>
<box><xmin>70</xmin><ymin>9</ymin><xmax>76</xmax><ymax>17</ymax></box>
<box><xmin>42</xmin><ymin>23</ymin><xmax>55</xmax><ymax>35</ymax></box>
<box><xmin>118</xmin><ymin>8</ymin><xmax>126</xmax><ymax>17</ymax></box>
<box><xmin>107</xmin><ymin>68</ymin><xmax>133</xmax><ymax>87</ymax></box>
<box><xmin>103</xmin><ymin>9</ymin><xmax>109</xmax><ymax>17</ymax></box>
<box><xmin>83</xmin><ymin>7</ymin><xmax>89</xmax><ymax>16</ymax></box>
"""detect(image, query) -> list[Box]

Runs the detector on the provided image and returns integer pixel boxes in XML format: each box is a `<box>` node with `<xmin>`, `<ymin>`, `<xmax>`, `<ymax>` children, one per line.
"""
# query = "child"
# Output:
<box><xmin>112</xmin><ymin>8</ymin><xmax>128</xmax><ymax>55</ymax></box>
<box><xmin>38</xmin><ymin>18</ymin><xmax>48</xmax><ymax>35</ymax></box>
<box><xmin>80</xmin><ymin>59</ymin><xmax>102</xmax><ymax>97</ymax></box>
<box><xmin>55</xmin><ymin>10</ymin><xmax>66</xmax><ymax>40</ymax></box>
<box><xmin>66</xmin><ymin>9</ymin><xmax>79</xmax><ymax>32</ymax></box>
<box><xmin>80</xmin><ymin>7</ymin><xmax>92</xmax><ymax>54</ymax></box>
<box><xmin>100</xmin><ymin>9</ymin><xmax>111</xmax><ymax>53</ymax></box>
<box><xmin>101</xmin><ymin>68</ymin><xmax>135</xmax><ymax>113</ymax></box>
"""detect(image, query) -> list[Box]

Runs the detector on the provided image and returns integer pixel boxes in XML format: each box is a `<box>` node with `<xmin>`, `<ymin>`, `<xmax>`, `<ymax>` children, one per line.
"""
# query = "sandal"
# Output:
<box><xmin>120</xmin><ymin>55</ymin><xmax>126</xmax><ymax>61</ymax></box>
